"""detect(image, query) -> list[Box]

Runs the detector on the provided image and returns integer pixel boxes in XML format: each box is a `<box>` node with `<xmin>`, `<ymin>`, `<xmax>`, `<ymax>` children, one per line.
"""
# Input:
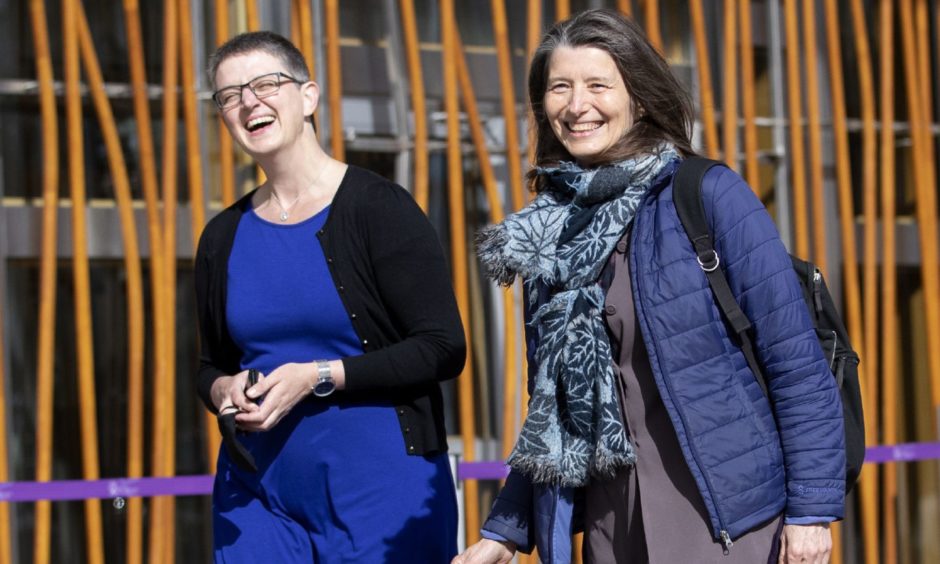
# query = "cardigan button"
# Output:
<box><xmin>408</xmin><ymin>445</ymin><xmax>415</xmax><ymax>453</ymax></box>
<box><xmin>404</xmin><ymin>427</ymin><xmax>411</xmax><ymax>433</ymax></box>
<box><xmin>362</xmin><ymin>339</ymin><xmax>369</xmax><ymax>346</ymax></box>
<box><xmin>338</xmin><ymin>286</ymin><xmax>345</xmax><ymax>292</ymax></box>
<box><xmin>604</xmin><ymin>304</ymin><xmax>617</xmax><ymax>316</ymax></box>
<box><xmin>318</xmin><ymin>229</ymin><xmax>325</xmax><ymax>235</ymax></box>
<box><xmin>327</xmin><ymin>257</ymin><xmax>334</xmax><ymax>264</ymax></box>
<box><xmin>398</xmin><ymin>408</ymin><xmax>405</xmax><ymax>416</ymax></box>
<box><xmin>350</xmin><ymin>313</ymin><xmax>357</xmax><ymax>319</ymax></box>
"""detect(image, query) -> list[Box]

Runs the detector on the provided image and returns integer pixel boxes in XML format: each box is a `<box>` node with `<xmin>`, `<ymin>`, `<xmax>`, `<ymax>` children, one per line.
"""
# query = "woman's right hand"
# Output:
<box><xmin>451</xmin><ymin>539</ymin><xmax>516</xmax><ymax>564</ymax></box>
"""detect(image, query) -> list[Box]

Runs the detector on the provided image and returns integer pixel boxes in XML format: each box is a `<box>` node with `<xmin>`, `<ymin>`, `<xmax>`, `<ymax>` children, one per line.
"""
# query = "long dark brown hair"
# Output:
<box><xmin>528</xmin><ymin>9</ymin><xmax>695</xmax><ymax>190</ymax></box>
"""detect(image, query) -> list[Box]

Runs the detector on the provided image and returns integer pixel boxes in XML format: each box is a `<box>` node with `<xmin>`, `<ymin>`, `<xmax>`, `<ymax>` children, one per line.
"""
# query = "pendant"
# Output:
<box><xmin>279</xmin><ymin>211</ymin><xmax>289</xmax><ymax>221</ymax></box>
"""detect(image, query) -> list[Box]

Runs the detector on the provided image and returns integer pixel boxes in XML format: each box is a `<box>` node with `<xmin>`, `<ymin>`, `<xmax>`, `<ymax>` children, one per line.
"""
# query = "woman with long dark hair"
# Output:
<box><xmin>455</xmin><ymin>9</ymin><xmax>843</xmax><ymax>564</ymax></box>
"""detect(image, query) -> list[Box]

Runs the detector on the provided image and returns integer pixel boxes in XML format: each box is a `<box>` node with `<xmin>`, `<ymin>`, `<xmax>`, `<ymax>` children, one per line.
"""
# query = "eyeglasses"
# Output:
<box><xmin>212</xmin><ymin>72</ymin><xmax>303</xmax><ymax>110</ymax></box>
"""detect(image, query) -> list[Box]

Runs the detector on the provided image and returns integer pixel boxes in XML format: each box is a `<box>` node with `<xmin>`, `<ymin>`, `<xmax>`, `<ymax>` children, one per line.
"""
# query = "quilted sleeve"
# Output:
<box><xmin>701</xmin><ymin>166</ymin><xmax>846</xmax><ymax>520</ymax></box>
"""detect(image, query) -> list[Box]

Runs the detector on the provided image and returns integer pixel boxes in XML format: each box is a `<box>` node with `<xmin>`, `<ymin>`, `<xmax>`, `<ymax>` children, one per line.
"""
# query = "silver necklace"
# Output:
<box><xmin>268</xmin><ymin>162</ymin><xmax>330</xmax><ymax>222</ymax></box>
<box><xmin>270</xmin><ymin>189</ymin><xmax>302</xmax><ymax>222</ymax></box>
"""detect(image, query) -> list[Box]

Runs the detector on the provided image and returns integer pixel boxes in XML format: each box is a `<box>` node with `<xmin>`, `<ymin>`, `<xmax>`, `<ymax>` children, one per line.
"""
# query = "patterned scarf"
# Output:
<box><xmin>477</xmin><ymin>146</ymin><xmax>677</xmax><ymax>486</ymax></box>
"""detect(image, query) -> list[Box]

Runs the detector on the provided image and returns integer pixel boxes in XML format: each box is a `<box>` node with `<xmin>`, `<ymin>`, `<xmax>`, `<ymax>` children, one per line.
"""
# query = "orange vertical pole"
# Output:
<box><xmin>179</xmin><ymin>0</ymin><xmax>206</xmax><ymax>253</ymax></box>
<box><xmin>441</xmin><ymin>0</ymin><xmax>480</xmax><ymax>546</ymax></box>
<box><xmin>245</xmin><ymin>0</ymin><xmax>259</xmax><ymax>31</ymax></box>
<box><xmin>151</xmin><ymin>0</ymin><xmax>178</xmax><ymax>560</ymax></box>
<box><xmin>643</xmin><ymin>0</ymin><xmax>662</xmax><ymax>53</ymax></box>
<box><xmin>63</xmin><ymin>1</ymin><xmax>105</xmax><ymax>562</ymax></box>
<box><xmin>216</xmin><ymin>0</ymin><xmax>236</xmax><ymax>206</ymax></box>
<box><xmin>325</xmin><ymin>0</ymin><xmax>345</xmax><ymax>160</ymax></box>
<box><xmin>912</xmin><ymin>0</ymin><xmax>940</xmax><ymax>412</ymax></box>
<box><xmin>690</xmin><ymin>0</ymin><xmax>719</xmax><ymax>159</ymax></box>
<box><xmin>848</xmin><ymin>1</ymin><xmax>880</xmax><ymax>560</ymax></box>
<box><xmin>526</xmin><ymin>0</ymin><xmax>542</xmax><ymax>170</ymax></box>
<box><xmin>820</xmin><ymin>2</ymin><xmax>857</xmax><ymax>561</ymax></box>
<box><xmin>738</xmin><ymin>0</ymin><xmax>759</xmax><ymax>192</ymax></box>
<box><xmin>722</xmin><ymin>0</ymin><xmax>737</xmax><ymax>168</ymax></box>
<box><xmin>122</xmin><ymin>0</ymin><xmax>165</xmax><ymax>560</ymax></box>
<box><xmin>802</xmin><ymin>0</ymin><xmax>827</xmax><ymax>273</ymax></box>
<box><xmin>0</xmin><ymin>285</ymin><xmax>8</xmax><ymax>564</ymax></box>
<box><xmin>28</xmin><ymin>1</ymin><xmax>59</xmax><ymax>562</ymax></box>
<box><xmin>290</xmin><ymin>0</ymin><xmax>300</xmax><ymax>45</ymax></box>
<box><xmin>555</xmin><ymin>0</ymin><xmax>569</xmax><ymax>21</ymax></box>
<box><xmin>879</xmin><ymin>1</ymin><xmax>897</xmax><ymax>562</ymax></box>
<box><xmin>484</xmin><ymin>0</ymin><xmax>526</xmax><ymax>463</ymax></box>
<box><xmin>784</xmin><ymin>0</ymin><xmax>809</xmax><ymax>258</ymax></box>
<box><xmin>617</xmin><ymin>0</ymin><xmax>632</xmax><ymax>18</ymax></box>
<box><xmin>296</xmin><ymin>0</ymin><xmax>319</xmax><ymax>131</ymax></box>
<box><xmin>398</xmin><ymin>0</ymin><xmax>430</xmax><ymax>211</ymax></box>
<box><xmin>491</xmin><ymin>0</ymin><xmax>525</xmax><ymax>212</ymax></box>
<box><xmin>244</xmin><ymin>0</ymin><xmax>265</xmax><ymax>186</ymax></box>
<box><xmin>453</xmin><ymin>32</ymin><xmax>520</xmax><ymax>472</ymax></box>
<box><xmin>77</xmin><ymin>6</ymin><xmax>147</xmax><ymax>564</ymax></box>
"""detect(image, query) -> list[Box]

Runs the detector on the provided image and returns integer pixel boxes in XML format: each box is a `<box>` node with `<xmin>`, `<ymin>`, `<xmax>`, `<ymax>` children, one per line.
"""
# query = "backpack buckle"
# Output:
<box><xmin>697</xmin><ymin>250</ymin><xmax>720</xmax><ymax>272</ymax></box>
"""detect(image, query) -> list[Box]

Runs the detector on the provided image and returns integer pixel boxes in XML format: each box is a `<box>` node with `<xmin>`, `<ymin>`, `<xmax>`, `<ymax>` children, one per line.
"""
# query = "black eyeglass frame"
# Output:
<box><xmin>211</xmin><ymin>71</ymin><xmax>304</xmax><ymax>110</ymax></box>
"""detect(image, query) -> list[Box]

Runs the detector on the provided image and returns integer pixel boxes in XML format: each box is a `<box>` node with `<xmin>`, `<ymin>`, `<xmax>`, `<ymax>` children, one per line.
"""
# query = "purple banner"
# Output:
<box><xmin>863</xmin><ymin>441</ymin><xmax>940</xmax><ymax>464</ymax></box>
<box><xmin>0</xmin><ymin>475</ymin><xmax>214</xmax><ymax>503</ymax></box>
<box><xmin>457</xmin><ymin>461</ymin><xmax>510</xmax><ymax>480</ymax></box>
<box><xmin>2</xmin><ymin>442</ymin><xmax>939</xmax><ymax>503</ymax></box>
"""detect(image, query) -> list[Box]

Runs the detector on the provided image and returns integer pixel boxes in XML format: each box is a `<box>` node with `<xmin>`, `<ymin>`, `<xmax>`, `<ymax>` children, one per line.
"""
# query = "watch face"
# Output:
<box><xmin>313</xmin><ymin>379</ymin><xmax>335</xmax><ymax>397</ymax></box>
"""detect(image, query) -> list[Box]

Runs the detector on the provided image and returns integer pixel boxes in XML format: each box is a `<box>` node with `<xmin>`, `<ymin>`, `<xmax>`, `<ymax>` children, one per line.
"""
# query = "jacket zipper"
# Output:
<box><xmin>630</xmin><ymin>203</ymin><xmax>736</xmax><ymax>552</ymax></box>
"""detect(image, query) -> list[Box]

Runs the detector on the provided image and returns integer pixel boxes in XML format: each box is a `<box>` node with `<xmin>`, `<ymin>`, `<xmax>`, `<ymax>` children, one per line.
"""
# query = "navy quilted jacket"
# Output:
<box><xmin>482</xmin><ymin>161</ymin><xmax>845</xmax><ymax>561</ymax></box>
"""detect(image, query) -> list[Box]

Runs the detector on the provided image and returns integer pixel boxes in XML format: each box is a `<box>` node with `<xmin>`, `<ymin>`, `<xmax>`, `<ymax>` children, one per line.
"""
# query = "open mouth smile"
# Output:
<box><xmin>566</xmin><ymin>121</ymin><xmax>603</xmax><ymax>136</ymax></box>
<box><xmin>245</xmin><ymin>115</ymin><xmax>276</xmax><ymax>134</ymax></box>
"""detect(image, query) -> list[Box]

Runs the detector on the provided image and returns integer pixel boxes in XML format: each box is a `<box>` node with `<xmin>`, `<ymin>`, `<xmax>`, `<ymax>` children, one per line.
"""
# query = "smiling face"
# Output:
<box><xmin>542</xmin><ymin>46</ymin><xmax>634</xmax><ymax>166</ymax></box>
<box><xmin>213</xmin><ymin>50</ymin><xmax>317</xmax><ymax>158</ymax></box>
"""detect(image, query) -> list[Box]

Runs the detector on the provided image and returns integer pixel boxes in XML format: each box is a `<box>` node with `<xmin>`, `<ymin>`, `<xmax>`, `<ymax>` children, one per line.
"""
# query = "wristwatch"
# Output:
<box><xmin>312</xmin><ymin>360</ymin><xmax>336</xmax><ymax>397</ymax></box>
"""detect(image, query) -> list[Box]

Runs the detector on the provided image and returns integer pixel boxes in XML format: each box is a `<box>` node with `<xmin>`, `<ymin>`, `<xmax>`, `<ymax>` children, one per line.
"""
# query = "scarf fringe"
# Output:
<box><xmin>507</xmin><ymin>450</ymin><xmax>638</xmax><ymax>487</ymax></box>
<box><xmin>476</xmin><ymin>225</ymin><xmax>516</xmax><ymax>286</ymax></box>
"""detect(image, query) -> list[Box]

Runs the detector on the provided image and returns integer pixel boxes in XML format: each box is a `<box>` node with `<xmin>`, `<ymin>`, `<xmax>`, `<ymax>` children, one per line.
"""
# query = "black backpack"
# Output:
<box><xmin>673</xmin><ymin>157</ymin><xmax>865</xmax><ymax>491</ymax></box>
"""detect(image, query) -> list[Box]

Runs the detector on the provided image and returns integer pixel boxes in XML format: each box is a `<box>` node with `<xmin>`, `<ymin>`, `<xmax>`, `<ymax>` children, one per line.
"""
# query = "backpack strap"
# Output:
<box><xmin>673</xmin><ymin>157</ymin><xmax>769</xmax><ymax>397</ymax></box>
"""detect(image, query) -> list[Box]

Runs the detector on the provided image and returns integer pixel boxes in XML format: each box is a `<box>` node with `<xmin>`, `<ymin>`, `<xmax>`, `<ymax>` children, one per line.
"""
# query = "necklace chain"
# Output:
<box><xmin>268</xmin><ymin>161</ymin><xmax>330</xmax><ymax>222</ymax></box>
<box><xmin>270</xmin><ymin>189</ymin><xmax>302</xmax><ymax>222</ymax></box>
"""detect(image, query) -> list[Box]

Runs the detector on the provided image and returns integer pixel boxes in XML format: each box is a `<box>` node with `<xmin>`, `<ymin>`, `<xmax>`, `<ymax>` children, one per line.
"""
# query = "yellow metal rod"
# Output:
<box><xmin>453</xmin><ymin>32</ymin><xmax>520</xmax><ymax>469</ymax></box>
<box><xmin>398</xmin><ymin>0</ymin><xmax>430</xmax><ymax>211</ymax></box>
<box><xmin>644</xmin><ymin>0</ymin><xmax>662</xmax><ymax>53</ymax></box>
<box><xmin>122</xmin><ymin>0</ymin><xmax>164</xmax><ymax>556</ymax></box>
<box><xmin>879</xmin><ymin>1</ymin><xmax>897</xmax><ymax>561</ymax></box>
<box><xmin>783</xmin><ymin>0</ymin><xmax>809</xmax><ymax>258</ymax></box>
<box><xmin>325</xmin><ymin>0</ymin><xmax>345</xmax><ymax>159</ymax></box>
<box><xmin>441</xmin><ymin>0</ymin><xmax>480</xmax><ymax>544</ymax></box>
<box><xmin>722</xmin><ymin>0</ymin><xmax>737</xmax><ymax>168</ymax></box>
<box><xmin>491</xmin><ymin>0</ymin><xmax>525</xmax><ymax>212</ymax></box>
<box><xmin>689</xmin><ymin>0</ymin><xmax>718</xmax><ymax>159</ymax></box>
<box><xmin>63</xmin><ymin>0</ymin><xmax>105</xmax><ymax>561</ymax></box>
<box><xmin>150</xmin><ymin>0</ymin><xmax>179</xmax><ymax>559</ymax></box>
<box><xmin>802</xmin><ymin>0</ymin><xmax>827</xmax><ymax>273</ymax></box>
<box><xmin>28</xmin><ymin>0</ymin><xmax>59</xmax><ymax>562</ymax></box>
<box><xmin>738</xmin><ymin>0</ymin><xmax>759</xmax><ymax>192</ymax></box>
<box><xmin>77</xmin><ymin>2</ymin><xmax>148</xmax><ymax>561</ymax></box>
<box><xmin>216</xmin><ymin>0</ymin><xmax>236</xmax><ymax>206</ymax></box>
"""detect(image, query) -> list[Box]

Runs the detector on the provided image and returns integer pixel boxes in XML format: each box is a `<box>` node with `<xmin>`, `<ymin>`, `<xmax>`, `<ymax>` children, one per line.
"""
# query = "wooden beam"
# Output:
<box><xmin>491</xmin><ymin>0</ymin><xmax>525</xmax><ymax>212</ymax></box>
<box><xmin>738</xmin><ymin>0</ymin><xmax>759</xmax><ymax>192</ymax></box>
<box><xmin>802</xmin><ymin>0</ymin><xmax>827</xmax><ymax>273</ymax></box>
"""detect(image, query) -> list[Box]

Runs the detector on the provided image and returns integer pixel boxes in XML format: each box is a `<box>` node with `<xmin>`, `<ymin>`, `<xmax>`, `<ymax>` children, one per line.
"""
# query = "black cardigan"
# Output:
<box><xmin>194</xmin><ymin>165</ymin><xmax>466</xmax><ymax>455</ymax></box>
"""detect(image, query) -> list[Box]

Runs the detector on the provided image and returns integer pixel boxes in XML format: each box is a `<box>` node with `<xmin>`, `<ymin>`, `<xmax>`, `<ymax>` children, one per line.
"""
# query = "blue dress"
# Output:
<box><xmin>213</xmin><ymin>203</ymin><xmax>458</xmax><ymax>563</ymax></box>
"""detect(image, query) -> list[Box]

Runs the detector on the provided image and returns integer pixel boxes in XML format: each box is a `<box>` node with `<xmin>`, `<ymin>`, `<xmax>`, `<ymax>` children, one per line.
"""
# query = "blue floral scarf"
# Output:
<box><xmin>477</xmin><ymin>146</ymin><xmax>678</xmax><ymax>486</ymax></box>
